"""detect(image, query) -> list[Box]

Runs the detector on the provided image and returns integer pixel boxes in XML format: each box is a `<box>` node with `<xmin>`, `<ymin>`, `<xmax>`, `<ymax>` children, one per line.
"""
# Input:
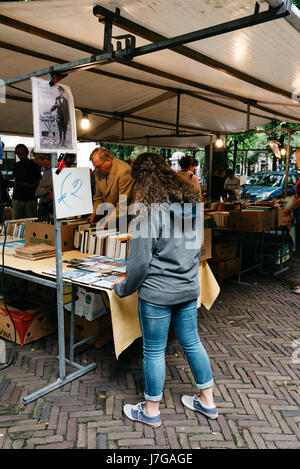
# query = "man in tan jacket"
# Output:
<box><xmin>89</xmin><ymin>148</ymin><xmax>134</xmax><ymax>230</ymax></box>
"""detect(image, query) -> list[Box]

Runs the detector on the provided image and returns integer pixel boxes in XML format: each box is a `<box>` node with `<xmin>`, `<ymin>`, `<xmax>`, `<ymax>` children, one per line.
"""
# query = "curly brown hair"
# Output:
<box><xmin>131</xmin><ymin>152</ymin><xmax>201</xmax><ymax>210</ymax></box>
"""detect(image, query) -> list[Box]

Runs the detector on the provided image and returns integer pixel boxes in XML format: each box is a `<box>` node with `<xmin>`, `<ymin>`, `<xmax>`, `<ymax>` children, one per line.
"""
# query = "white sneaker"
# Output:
<box><xmin>181</xmin><ymin>395</ymin><xmax>218</xmax><ymax>419</ymax></box>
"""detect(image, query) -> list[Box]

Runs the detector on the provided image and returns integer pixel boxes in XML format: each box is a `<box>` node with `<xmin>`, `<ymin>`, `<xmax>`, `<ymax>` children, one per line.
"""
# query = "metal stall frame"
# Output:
<box><xmin>1</xmin><ymin>266</ymin><xmax>97</xmax><ymax>405</ymax></box>
<box><xmin>1</xmin><ymin>153</ymin><xmax>97</xmax><ymax>405</ymax></box>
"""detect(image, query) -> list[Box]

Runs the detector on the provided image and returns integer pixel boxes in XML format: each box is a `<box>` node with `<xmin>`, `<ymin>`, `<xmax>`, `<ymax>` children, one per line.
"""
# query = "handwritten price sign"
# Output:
<box><xmin>52</xmin><ymin>167</ymin><xmax>93</xmax><ymax>219</ymax></box>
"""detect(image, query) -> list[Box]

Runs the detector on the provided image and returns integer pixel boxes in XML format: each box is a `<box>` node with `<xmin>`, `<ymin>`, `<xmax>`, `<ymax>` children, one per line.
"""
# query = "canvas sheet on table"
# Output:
<box><xmin>1</xmin><ymin>250</ymin><xmax>219</xmax><ymax>358</ymax></box>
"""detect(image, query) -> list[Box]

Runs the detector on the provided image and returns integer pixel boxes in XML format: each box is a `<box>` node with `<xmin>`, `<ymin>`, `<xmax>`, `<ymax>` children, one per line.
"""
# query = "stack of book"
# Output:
<box><xmin>14</xmin><ymin>243</ymin><xmax>56</xmax><ymax>260</ymax></box>
<box><xmin>0</xmin><ymin>218</ymin><xmax>37</xmax><ymax>238</ymax></box>
<box><xmin>213</xmin><ymin>211</ymin><xmax>229</xmax><ymax>227</ymax></box>
<box><xmin>74</xmin><ymin>224</ymin><xmax>131</xmax><ymax>259</ymax></box>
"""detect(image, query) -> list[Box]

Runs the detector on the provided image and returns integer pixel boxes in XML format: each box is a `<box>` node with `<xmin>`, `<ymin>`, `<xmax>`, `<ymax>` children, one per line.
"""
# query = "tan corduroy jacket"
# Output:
<box><xmin>93</xmin><ymin>158</ymin><xmax>134</xmax><ymax>224</ymax></box>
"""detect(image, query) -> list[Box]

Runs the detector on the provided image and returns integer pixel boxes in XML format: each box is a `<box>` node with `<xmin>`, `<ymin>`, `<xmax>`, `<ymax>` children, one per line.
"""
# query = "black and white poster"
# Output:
<box><xmin>31</xmin><ymin>77</ymin><xmax>77</xmax><ymax>153</ymax></box>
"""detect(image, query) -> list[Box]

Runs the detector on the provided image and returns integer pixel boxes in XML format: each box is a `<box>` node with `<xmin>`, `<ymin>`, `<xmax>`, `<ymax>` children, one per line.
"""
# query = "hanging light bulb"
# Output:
<box><xmin>280</xmin><ymin>147</ymin><xmax>287</xmax><ymax>157</ymax></box>
<box><xmin>215</xmin><ymin>135</ymin><xmax>224</xmax><ymax>148</ymax></box>
<box><xmin>81</xmin><ymin>112</ymin><xmax>90</xmax><ymax>130</ymax></box>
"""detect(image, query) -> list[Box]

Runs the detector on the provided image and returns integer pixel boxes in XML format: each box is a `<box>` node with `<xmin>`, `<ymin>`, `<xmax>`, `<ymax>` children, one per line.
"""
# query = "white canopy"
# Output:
<box><xmin>1</xmin><ymin>0</ymin><xmax>300</xmax><ymax>149</ymax></box>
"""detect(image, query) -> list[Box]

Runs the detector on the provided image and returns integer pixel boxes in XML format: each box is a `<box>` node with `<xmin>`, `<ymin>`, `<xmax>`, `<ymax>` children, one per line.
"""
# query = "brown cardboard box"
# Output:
<box><xmin>211</xmin><ymin>258</ymin><xmax>239</xmax><ymax>281</ymax></box>
<box><xmin>25</xmin><ymin>221</ymin><xmax>76</xmax><ymax>252</ymax></box>
<box><xmin>0</xmin><ymin>298</ymin><xmax>56</xmax><ymax>345</ymax></box>
<box><xmin>212</xmin><ymin>242</ymin><xmax>238</xmax><ymax>262</ymax></box>
<box><xmin>229</xmin><ymin>210</ymin><xmax>274</xmax><ymax>232</ymax></box>
<box><xmin>64</xmin><ymin>310</ymin><xmax>112</xmax><ymax>347</ymax></box>
<box><xmin>200</xmin><ymin>228</ymin><xmax>212</xmax><ymax>261</ymax></box>
<box><xmin>274</xmin><ymin>205</ymin><xmax>287</xmax><ymax>228</ymax></box>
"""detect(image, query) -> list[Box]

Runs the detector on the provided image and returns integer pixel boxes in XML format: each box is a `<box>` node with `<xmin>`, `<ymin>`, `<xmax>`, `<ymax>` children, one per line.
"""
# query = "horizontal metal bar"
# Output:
<box><xmin>93</xmin><ymin>3</ymin><xmax>293</xmax><ymax>101</ymax></box>
<box><xmin>4</xmin><ymin>2</ymin><xmax>292</xmax><ymax>86</ymax></box>
<box><xmin>5</xmin><ymin>93</ymin><xmax>213</xmax><ymax>134</ymax></box>
<box><xmin>23</xmin><ymin>363</ymin><xmax>97</xmax><ymax>404</ymax></box>
<box><xmin>63</xmin><ymin>358</ymin><xmax>84</xmax><ymax>370</ymax></box>
<box><xmin>110</xmin><ymin>131</ymin><xmax>214</xmax><ymax>142</ymax></box>
<box><xmin>112</xmin><ymin>2</ymin><xmax>292</xmax><ymax>60</ymax></box>
<box><xmin>240</xmin><ymin>263</ymin><xmax>261</xmax><ymax>274</ymax></box>
<box><xmin>71</xmin><ymin>333</ymin><xmax>101</xmax><ymax>350</ymax></box>
<box><xmin>2</xmin><ymin>267</ymin><xmax>57</xmax><ymax>288</ymax></box>
<box><xmin>272</xmin><ymin>266</ymin><xmax>289</xmax><ymax>275</ymax></box>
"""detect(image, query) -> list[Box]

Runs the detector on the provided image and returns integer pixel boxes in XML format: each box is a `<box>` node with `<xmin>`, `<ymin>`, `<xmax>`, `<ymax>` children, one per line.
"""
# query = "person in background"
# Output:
<box><xmin>211</xmin><ymin>167</ymin><xmax>226</xmax><ymax>202</ymax></box>
<box><xmin>88</xmin><ymin>147</ymin><xmax>134</xmax><ymax>229</ymax></box>
<box><xmin>114</xmin><ymin>152</ymin><xmax>217</xmax><ymax>428</ymax></box>
<box><xmin>224</xmin><ymin>169</ymin><xmax>241</xmax><ymax>201</ymax></box>
<box><xmin>11</xmin><ymin>144</ymin><xmax>41</xmax><ymax>219</ymax></box>
<box><xmin>0</xmin><ymin>142</ymin><xmax>12</xmax><ymax>211</ymax></box>
<box><xmin>284</xmin><ymin>177</ymin><xmax>300</xmax><ymax>293</ymax></box>
<box><xmin>64</xmin><ymin>153</ymin><xmax>77</xmax><ymax>168</ymax></box>
<box><xmin>178</xmin><ymin>154</ymin><xmax>202</xmax><ymax>199</ymax></box>
<box><xmin>34</xmin><ymin>154</ymin><xmax>53</xmax><ymax>219</ymax></box>
<box><xmin>0</xmin><ymin>170</ymin><xmax>10</xmax><ymax>207</ymax></box>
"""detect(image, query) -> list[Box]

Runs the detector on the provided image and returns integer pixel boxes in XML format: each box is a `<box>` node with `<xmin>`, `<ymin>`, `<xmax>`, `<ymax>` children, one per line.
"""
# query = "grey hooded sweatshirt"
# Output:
<box><xmin>114</xmin><ymin>203</ymin><xmax>203</xmax><ymax>305</ymax></box>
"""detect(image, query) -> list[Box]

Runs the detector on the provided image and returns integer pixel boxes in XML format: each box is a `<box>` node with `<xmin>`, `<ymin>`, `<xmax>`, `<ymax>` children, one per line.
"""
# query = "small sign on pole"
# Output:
<box><xmin>52</xmin><ymin>167</ymin><xmax>93</xmax><ymax>219</ymax></box>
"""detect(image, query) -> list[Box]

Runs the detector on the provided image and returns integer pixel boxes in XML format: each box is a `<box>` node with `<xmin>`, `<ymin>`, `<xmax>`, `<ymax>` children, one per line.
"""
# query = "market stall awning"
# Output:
<box><xmin>0</xmin><ymin>0</ymin><xmax>300</xmax><ymax>149</ymax></box>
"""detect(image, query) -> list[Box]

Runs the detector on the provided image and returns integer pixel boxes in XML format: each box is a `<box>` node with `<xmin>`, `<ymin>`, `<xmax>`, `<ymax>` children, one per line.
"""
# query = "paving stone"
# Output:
<box><xmin>117</xmin><ymin>438</ymin><xmax>155</xmax><ymax>446</ymax></box>
<box><xmin>35</xmin><ymin>441</ymin><xmax>74</xmax><ymax>449</ymax></box>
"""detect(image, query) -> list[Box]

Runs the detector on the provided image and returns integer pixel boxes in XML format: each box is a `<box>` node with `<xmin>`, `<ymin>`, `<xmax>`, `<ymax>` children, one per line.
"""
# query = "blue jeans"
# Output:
<box><xmin>138</xmin><ymin>298</ymin><xmax>214</xmax><ymax>402</ymax></box>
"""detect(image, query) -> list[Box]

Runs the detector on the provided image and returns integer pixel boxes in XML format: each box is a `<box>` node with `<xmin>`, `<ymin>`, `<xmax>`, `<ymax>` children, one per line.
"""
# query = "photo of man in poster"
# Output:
<box><xmin>50</xmin><ymin>86</ymin><xmax>70</xmax><ymax>147</ymax></box>
<box><xmin>31</xmin><ymin>78</ymin><xmax>77</xmax><ymax>153</ymax></box>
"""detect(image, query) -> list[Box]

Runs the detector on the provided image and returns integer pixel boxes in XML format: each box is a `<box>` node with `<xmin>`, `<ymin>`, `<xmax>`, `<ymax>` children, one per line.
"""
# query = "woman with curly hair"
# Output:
<box><xmin>114</xmin><ymin>152</ymin><xmax>217</xmax><ymax>428</ymax></box>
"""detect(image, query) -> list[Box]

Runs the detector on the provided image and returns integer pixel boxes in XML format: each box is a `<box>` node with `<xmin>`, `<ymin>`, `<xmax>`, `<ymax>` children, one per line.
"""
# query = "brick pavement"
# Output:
<box><xmin>0</xmin><ymin>258</ymin><xmax>299</xmax><ymax>450</ymax></box>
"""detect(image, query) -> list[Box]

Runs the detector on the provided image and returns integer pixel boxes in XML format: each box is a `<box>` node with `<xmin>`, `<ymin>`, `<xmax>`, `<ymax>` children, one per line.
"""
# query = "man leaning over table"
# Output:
<box><xmin>88</xmin><ymin>148</ymin><xmax>134</xmax><ymax>231</ymax></box>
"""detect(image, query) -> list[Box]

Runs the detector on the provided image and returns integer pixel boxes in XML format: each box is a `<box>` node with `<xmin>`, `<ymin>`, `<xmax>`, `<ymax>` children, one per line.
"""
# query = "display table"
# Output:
<box><xmin>1</xmin><ymin>249</ymin><xmax>220</xmax><ymax>403</ymax></box>
<box><xmin>212</xmin><ymin>227</ymin><xmax>264</xmax><ymax>285</ymax></box>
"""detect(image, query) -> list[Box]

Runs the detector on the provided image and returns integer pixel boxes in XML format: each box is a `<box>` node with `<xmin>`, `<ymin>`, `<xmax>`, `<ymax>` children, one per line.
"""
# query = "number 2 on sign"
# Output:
<box><xmin>58</xmin><ymin>171</ymin><xmax>83</xmax><ymax>209</ymax></box>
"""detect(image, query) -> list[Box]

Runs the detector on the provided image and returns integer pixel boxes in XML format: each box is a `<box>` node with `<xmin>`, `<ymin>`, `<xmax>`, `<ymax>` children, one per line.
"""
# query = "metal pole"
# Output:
<box><xmin>176</xmin><ymin>92</ymin><xmax>181</xmax><ymax>137</ymax></box>
<box><xmin>208</xmin><ymin>135</ymin><xmax>213</xmax><ymax>202</ymax></box>
<box><xmin>52</xmin><ymin>152</ymin><xmax>66</xmax><ymax>380</ymax></box>
<box><xmin>247</xmin><ymin>103</ymin><xmax>251</xmax><ymax>131</ymax></box>
<box><xmin>284</xmin><ymin>130</ymin><xmax>291</xmax><ymax>198</ymax></box>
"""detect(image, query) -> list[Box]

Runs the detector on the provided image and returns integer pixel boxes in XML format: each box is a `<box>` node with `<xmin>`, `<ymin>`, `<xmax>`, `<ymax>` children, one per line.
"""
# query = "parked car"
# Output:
<box><xmin>242</xmin><ymin>171</ymin><xmax>297</xmax><ymax>201</ymax></box>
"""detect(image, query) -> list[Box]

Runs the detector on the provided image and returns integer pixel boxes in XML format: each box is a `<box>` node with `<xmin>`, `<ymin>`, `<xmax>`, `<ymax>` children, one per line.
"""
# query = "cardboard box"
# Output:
<box><xmin>200</xmin><ymin>228</ymin><xmax>212</xmax><ymax>261</ymax></box>
<box><xmin>25</xmin><ymin>221</ymin><xmax>76</xmax><ymax>252</ymax></box>
<box><xmin>212</xmin><ymin>242</ymin><xmax>238</xmax><ymax>262</ymax></box>
<box><xmin>211</xmin><ymin>258</ymin><xmax>239</xmax><ymax>281</ymax></box>
<box><xmin>27</xmin><ymin>281</ymin><xmax>72</xmax><ymax>305</ymax></box>
<box><xmin>0</xmin><ymin>297</ymin><xmax>56</xmax><ymax>345</ymax></box>
<box><xmin>64</xmin><ymin>310</ymin><xmax>112</xmax><ymax>347</ymax></box>
<box><xmin>64</xmin><ymin>287</ymin><xmax>109</xmax><ymax>321</ymax></box>
<box><xmin>2</xmin><ymin>275</ymin><xmax>26</xmax><ymax>295</ymax></box>
<box><xmin>229</xmin><ymin>209</ymin><xmax>274</xmax><ymax>232</ymax></box>
<box><xmin>273</xmin><ymin>205</ymin><xmax>287</xmax><ymax>228</ymax></box>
